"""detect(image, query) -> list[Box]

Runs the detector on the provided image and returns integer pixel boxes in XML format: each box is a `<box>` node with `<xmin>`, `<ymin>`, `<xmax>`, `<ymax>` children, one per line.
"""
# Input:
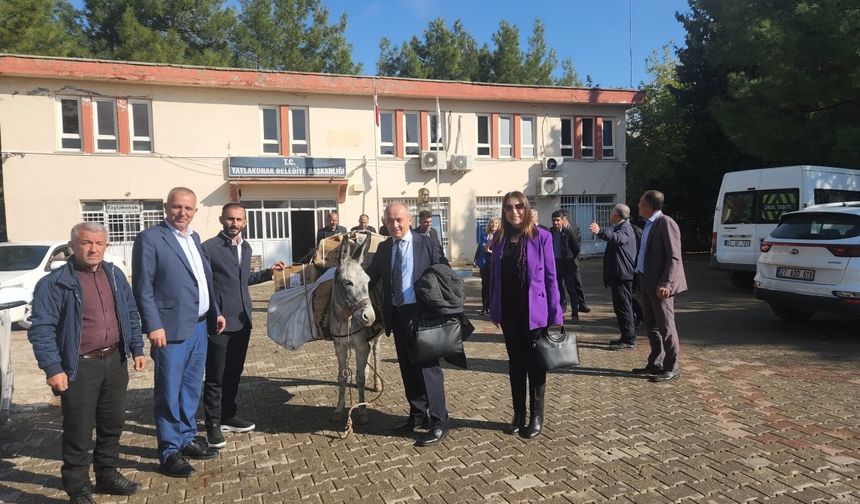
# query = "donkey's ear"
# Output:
<box><xmin>338</xmin><ymin>238</ymin><xmax>350</xmax><ymax>264</ymax></box>
<box><xmin>354</xmin><ymin>237</ymin><xmax>367</xmax><ymax>264</ymax></box>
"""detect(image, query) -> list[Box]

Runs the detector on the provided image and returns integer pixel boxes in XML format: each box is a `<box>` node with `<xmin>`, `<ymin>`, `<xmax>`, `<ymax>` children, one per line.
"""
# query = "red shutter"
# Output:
<box><xmin>491</xmin><ymin>113</ymin><xmax>499</xmax><ymax>159</ymax></box>
<box><xmin>513</xmin><ymin>114</ymin><xmax>522</xmax><ymax>159</ymax></box>
<box><xmin>573</xmin><ymin>116</ymin><xmax>582</xmax><ymax>160</ymax></box>
<box><xmin>419</xmin><ymin>110</ymin><xmax>429</xmax><ymax>151</ymax></box>
<box><xmin>595</xmin><ymin>117</ymin><xmax>603</xmax><ymax>161</ymax></box>
<box><xmin>279</xmin><ymin>105</ymin><xmax>291</xmax><ymax>156</ymax></box>
<box><xmin>116</xmin><ymin>98</ymin><xmax>130</xmax><ymax>154</ymax></box>
<box><xmin>81</xmin><ymin>97</ymin><xmax>94</xmax><ymax>154</ymax></box>
<box><xmin>395</xmin><ymin>110</ymin><xmax>404</xmax><ymax>158</ymax></box>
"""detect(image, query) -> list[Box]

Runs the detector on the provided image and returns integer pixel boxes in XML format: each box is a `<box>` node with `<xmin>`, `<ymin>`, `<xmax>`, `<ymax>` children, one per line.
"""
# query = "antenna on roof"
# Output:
<box><xmin>629</xmin><ymin>0</ymin><xmax>634</xmax><ymax>88</ymax></box>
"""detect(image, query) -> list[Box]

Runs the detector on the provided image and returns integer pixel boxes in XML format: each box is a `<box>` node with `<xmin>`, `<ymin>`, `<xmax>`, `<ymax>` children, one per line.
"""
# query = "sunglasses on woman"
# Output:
<box><xmin>503</xmin><ymin>203</ymin><xmax>525</xmax><ymax>212</ymax></box>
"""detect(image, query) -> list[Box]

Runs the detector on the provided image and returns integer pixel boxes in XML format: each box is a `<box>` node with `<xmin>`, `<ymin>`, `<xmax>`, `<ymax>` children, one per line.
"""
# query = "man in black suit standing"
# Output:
<box><xmin>202</xmin><ymin>203</ymin><xmax>285</xmax><ymax>448</ymax></box>
<box><xmin>416</xmin><ymin>210</ymin><xmax>442</xmax><ymax>249</ymax></box>
<box><xmin>367</xmin><ymin>202</ymin><xmax>450</xmax><ymax>447</ymax></box>
<box><xmin>550</xmin><ymin>209</ymin><xmax>589</xmax><ymax>323</ymax></box>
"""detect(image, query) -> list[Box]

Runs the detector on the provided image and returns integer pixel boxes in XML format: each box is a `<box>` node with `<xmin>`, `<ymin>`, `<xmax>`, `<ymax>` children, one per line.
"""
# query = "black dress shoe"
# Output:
<box><xmin>180</xmin><ymin>436</ymin><xmax>219</xmax><ymax>460</ymax></box>
<box><xmin>160</xmin><ymin>453</ymin><xmax>195</xmax><ymax>478</ymax></box>
<box><xmin>609</xmin><ymin>341</ymin><xmax>635</xmax><ymax>350</ymax></box>
<box><xmin>578</xmin><ymin>305</ymin><xmax>592</xmax><ymax>313</ymax></box>
<box><xmin>650</xmin><ymin>370</ymin><xmax>681</xmax><ymax>383</ymax></box>
<box><xmin>415</xmin><ymin>424</ymin><xmax>449</xmax><ymax>447</ymax></box>
<box><xmin>393</xmin><ymin>417</ymin><xmax>429</xmax><ymax>435</ymax></box>
<box><xmin>631</xmin><ymin>366</ymin><xmax>662</xmax><ymax>375</ymax></box>
<box><xmin>69</xmin><ymin>486</ymin><xmax>96</xmax><ymax>504</ymax></box>
<box><xmin>95</xmin><ymin>469</ymin><xmax>140</xmax><ymax>495</ymax></box>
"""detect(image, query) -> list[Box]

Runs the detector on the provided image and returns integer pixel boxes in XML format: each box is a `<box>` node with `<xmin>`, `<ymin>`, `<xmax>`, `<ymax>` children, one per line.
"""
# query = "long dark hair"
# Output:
<box><xmin>498</xmin><ymin>191</ymin><xmax>536</xmax><ymax>243</ymax></box>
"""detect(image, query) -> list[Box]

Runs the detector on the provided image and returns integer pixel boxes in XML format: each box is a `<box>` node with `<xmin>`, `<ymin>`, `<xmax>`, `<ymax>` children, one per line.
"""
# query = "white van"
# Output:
<box><xmin>712</xmin><ymin>165</ymin><xmax>860</xmax><ymax>287</ymax></box>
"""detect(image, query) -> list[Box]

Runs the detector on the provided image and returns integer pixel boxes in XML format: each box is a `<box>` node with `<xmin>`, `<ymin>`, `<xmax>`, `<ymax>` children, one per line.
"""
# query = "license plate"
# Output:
<box><xmin>776</xmin><ymin>267</ymin><xmax>815</xmax><ymax>281</ymax></box>
<box><xmin>724</xmin><ymin>239</ymin><xmax>751</xmax><ymax>247</ymax></box>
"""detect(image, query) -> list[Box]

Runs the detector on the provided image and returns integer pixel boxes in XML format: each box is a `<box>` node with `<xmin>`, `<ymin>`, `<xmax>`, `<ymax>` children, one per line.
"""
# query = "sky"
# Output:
<box><xmin>69</xmin><ymin>0</ymin><xmax>691</xmax><ymax>89</ymax></box>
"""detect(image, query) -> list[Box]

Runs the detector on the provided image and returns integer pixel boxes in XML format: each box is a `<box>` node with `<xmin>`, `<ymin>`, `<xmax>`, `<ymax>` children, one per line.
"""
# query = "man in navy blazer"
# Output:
<box><xmin>590</xmin><ymin>204</ymin><xmax>638</xmax><ymax>350</ymax></box>
<box><xmin>366</xmin><ymin>202</ymin><xmax>450</xmax><ymax>447</ymax></box>
<box><xmin>201</xmin><ymin>203</ymin><xmax>285</xmax><ymax>449</ymax></box>
<box><xmin>132</xmin><ymin>187</ymin><xmax>226</xmax><ymax>477</ymax></box>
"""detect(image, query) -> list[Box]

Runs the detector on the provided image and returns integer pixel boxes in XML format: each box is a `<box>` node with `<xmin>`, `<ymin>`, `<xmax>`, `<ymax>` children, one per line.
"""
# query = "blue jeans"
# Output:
<box><xmin>152</xmin><ymin>321</ymin><xmax>207</xmax><ymax>462</ymax></box>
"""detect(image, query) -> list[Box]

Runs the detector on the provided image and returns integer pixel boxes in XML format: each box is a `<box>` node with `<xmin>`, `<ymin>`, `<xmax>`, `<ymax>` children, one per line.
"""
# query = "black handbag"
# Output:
<box><xmin>408</xmin><ymin>313</ymin><xmax>472</xmax><ymax>365</ymax></box>
<box><xmin>532</xmin><ymin>325</ymin><xmax>580</xmax><ymax>370</ymax></box>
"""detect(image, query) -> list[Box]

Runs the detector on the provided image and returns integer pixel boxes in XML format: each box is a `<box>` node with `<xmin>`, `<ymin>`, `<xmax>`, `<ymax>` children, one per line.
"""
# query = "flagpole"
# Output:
<box><xmin>434</xmin><ymin>97</ymin><xmax>442</xmax><ymax>226</ymax></box>
<box><xmin>373</xmin><ymin>79</ymin><xmax>381</xmax><ymax>227</ymax></box>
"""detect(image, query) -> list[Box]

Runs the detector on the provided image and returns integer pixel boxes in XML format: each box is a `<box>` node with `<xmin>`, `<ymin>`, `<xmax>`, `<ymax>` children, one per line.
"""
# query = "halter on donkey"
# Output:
<box><xmin>326</xmin><ymin>235</ymin><xmax>382</xmax><ymax>430</ymax></box>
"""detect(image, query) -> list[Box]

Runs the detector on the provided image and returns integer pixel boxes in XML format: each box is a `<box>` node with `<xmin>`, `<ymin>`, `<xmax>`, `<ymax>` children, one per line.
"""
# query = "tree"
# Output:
<box><xmin>83</xmin><ymin>0</ymin><xmax>236</xmax><ymax>66</ymax></box>
<box><xmin>233</xmin><ymin>0</ymin><xmax>361</xmax><ymax>74</ymax></box>
<box><xmin>555</xmin><ymin>57</ymin><xmax>583</xmax><ymax>87</ymax></box>
<box><xmin>0</xmin><ymin>0</ymin><xmax>87</xmax><ymax>57</ymax></box>
<box><xmin>490</xmin><ymin>21</ymin><xmax>522</xmax><ymax>83</ymax></box>
<box><xmin>522</xmin><ymin>20</ymin><xmax>556</xmax><ymax>86</ymax></box>
<box><xmin>626</xmin><ymin>48</ymin><xmax>686</xmax><ymax>213</ymax></box>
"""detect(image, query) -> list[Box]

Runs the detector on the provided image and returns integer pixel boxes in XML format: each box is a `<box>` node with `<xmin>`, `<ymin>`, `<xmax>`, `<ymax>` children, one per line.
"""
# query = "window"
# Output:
<box><xmin>722</xmin><ymin>191</ymin><xmax>755</xmax><ymax>225</ymax></box>
<box><xmin>93</xmin><ymin>99</ymin><xmax>117</xmax><ymax>151</ymax></box>
<box><xmin>814</xmin><ymin>188</ymin><xmax>860</xmax><ymax>204</ymax></box>
<box><xmin>521</xmin><ymin>116</ymin><xmax>536</xmax><ymax>158</ymax></box>
<box><xmin>476</xmin><ymin>196</ymin><xmax>503</xmax><ymax>243</ymax></box>
<box><xmin>602</xmin><ymin>118</ymin><xmax>615</xmax><ymax>158</ymax></box>
<box><xmin>758</xmin><ymin>189</ymin><xmax>799</xmax><ymax>224</ymax></box>
<box><xmin>404</xmin><ymin>112</ymin><xmax>420</xmax><ymax>156</ymax></box>
<box><xmin>477</xmin><ymin>115</ymin><xmax>491</xmax><ymax>156</ymax></box>
<box><xmin>128</xmin><ymin>101</ymin><xmax>152</xmax><ymax>152</ymax></box>
<box><xmin>81</xmin><ymin>200</ymin><xmax>163</xmax><ymax>244</ymax></box>
<box><xmin>581</xmin><ymin>117</ymin><xmax>595</xmax><ymax>158</ymax></box>
<box><xmin>379</xmin><ymin>111</ymin><xmax>394</xmax><ymax>156</ymax></box>
<box><xmin>498</xmin><ymin>115</ymin><xmax>513</xmax><ymax>158</ymax></box>
<box><xmin>59</xmin><ymin>97</ymin><xmax>82</xmax><ymax>150</ymax></box>
<box><xmin>771</xmin><ymin>212</ymin><xmax>860</xmax><ymax>240</ymax></box>
<box><xmin>428</xmin><ymin>113</ymin><xmax>444</xmax><ymax>150</ymax></box>
<box><xmin>290</xmin><ymin>107</ymin><xmax>309</xmax><ymax>155</ymax></box>
<box><xmin>383</xmin><ymin>197</ymin><xmax>450</xmax><ymax>255</ymax></box>
<box><xmin>560</xmin><ymin>117</ymin><xmax>573</xmax><ymax>157</ymax></box>
<box><xmin>261</xmin><ymin>107</ymin><xmax>280</xmax><ymax>154</ymax></box>
<box><xmin>561</xmin><ymin>195</ymin><xmax>615</xmax><ymax>238</ymax></box>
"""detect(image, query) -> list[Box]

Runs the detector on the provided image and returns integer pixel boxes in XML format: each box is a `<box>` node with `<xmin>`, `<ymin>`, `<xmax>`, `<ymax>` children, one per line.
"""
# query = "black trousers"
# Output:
<box><xmin>204</xmin><ymin>326</ymin><xmax>251</xmax><ymax>425</ymax></box>
<box><xmin>391</xmin><ymin>304</ymin><xmax>448</xmax><ymax>426</ymax></box>
<box><xmin>556</xmin><ymin>259</ymin><xmax>586</xmax><ymax>313</ymax></box>
<box><xmin>501</xmin><ymin>319</ymin><xmax>546</xmax><ymax>416</ymax></box>
<box><xmin>60</xmin><ymin>351</ymin><xmax>129</xmax><ymax>495</ymax></box>
<box><xmin>479</xmin><ymin>266</ymin><xmax>490</xmax><ymax>311</ymax></box>
<box><xmin>610</xmin><ymin>280</ymin><xmax>636</xmax><ymax>342</ymax></box>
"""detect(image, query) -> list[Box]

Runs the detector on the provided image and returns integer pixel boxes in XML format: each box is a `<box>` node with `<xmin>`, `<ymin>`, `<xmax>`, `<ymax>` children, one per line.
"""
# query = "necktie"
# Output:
<box><xmin>392</xmin><ymin>240</ymin><xmax>404</xmax><ymax>306</ymax></box>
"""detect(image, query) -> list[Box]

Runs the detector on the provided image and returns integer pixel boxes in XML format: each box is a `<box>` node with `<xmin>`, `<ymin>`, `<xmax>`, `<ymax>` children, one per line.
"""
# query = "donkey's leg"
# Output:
<box><xmin>353</xmin><ymin>334</ymin><xmax>370</xmax><ymax>424</ymax></box>
<box><xmin>332</xmin><ymin>338</ymin><xmax>348</xmax><ymax>421</ymax></box>
<box><xmin>370</xmin><ymin>336</ymin><xmax>381</xmax><ymax>391</ymax></box>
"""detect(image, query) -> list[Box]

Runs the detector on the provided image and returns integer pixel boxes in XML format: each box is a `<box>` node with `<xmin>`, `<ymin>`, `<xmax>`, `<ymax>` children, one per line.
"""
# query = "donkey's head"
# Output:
<box><xmin>329</xmin><ymin>239</ymin><xmax>376</xmax><ymax>333</ymax></box>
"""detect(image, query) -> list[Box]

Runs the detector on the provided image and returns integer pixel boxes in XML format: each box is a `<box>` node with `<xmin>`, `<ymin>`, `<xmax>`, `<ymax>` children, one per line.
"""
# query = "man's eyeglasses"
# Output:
<box><xmin>503</xmin><ymin>203</ymin><xmax>525</xmax><ymax>212</ymax></box>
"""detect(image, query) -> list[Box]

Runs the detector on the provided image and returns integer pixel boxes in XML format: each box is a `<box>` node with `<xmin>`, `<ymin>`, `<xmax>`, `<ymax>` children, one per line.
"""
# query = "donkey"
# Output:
<box><xmin>328</xmin><ymin>238</ymin><xmax>380</xmax><ymax>425</ymax></box>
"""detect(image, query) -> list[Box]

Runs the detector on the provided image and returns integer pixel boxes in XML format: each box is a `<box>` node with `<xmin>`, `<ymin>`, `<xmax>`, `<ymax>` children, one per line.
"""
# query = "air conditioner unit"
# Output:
<box><xmin>538</xmin><ymin>176</ymin><xmax>563</xmax><ymax>197</ymax></box>
<box><xmin>420</xmin><ymin>150</ymin><xmax>446</xmax><ymax>171</ymax></box>
<box><xmin>541</xmin><ymin>156</ymin><xmax>563</xmax><ymax>173</ymax></box>
<box><xmin>449</xmin><ymin>154</ymin><xmax>474</xmax><ymax>172</ymax></box>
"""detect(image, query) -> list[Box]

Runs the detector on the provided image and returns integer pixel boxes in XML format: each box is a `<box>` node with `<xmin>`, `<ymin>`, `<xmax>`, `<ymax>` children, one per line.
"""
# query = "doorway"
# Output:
<box><xmin>292</xmin><ymin>210</ymin><xmax>316</xmax><ymax>263</ymax></box>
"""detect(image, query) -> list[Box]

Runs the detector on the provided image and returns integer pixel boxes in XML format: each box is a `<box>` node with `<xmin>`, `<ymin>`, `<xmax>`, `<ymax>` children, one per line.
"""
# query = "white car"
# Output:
<box><xmin>0</xmin><ymin>286</ymin><xmax>30</xmax><ymax>426</ymax></box>
<box><xmin>0</xmin><ymin>241</ymin><xmax>128</xmax><ymax>329</ymax></box>
<box><xmin>755</xmin><ymin>202</ymin><xmax>860</xmax><ymax>321</ymax></box>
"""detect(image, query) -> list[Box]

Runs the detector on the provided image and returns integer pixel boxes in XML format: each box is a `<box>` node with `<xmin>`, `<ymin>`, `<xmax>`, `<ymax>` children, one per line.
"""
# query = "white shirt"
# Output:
<box><xmin>635</xmin><ymin>210</ymin><xmax>663</xmax><ymax>274</ymax></box>
<box><xmin>166</xmin><ymin>220</ymin><xmax>210</xmax><ymax>318</ymax></box>
<box><xmin>390</xmin><ymin>231</ymin><xmax>416</xmax><ymax>305</ymax></box>
<box><xmin>222</xmin><ymin>231</ymin><xmax>243</xmax><ymax>263</ymax></box>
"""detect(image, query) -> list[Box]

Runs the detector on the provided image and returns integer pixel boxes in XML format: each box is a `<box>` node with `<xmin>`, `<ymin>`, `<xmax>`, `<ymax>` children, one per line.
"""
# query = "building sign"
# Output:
<box><xmin>228</xmin><ymin>156</ymin><xmax>347</xmax><ymax>178</ymax></box>
<box><xmin>105</xmin><ymin>201</ymin><xmax>143</xmax><ymax>213</ymax></box>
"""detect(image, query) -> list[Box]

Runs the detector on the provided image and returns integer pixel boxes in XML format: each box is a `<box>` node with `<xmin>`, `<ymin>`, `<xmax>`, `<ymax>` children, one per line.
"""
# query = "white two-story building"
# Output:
<box><xmin>0</xmin><ymin>54</ymin><xmax>643</xmax><ymax>269</ymax></box>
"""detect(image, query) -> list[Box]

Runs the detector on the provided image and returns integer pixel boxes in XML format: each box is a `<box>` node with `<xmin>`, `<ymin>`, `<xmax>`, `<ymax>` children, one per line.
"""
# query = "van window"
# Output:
<box><xmin>772</xmin><ymin>212</ymin><xmax>860</xmax><ymax>240</ymax></box>
<box><xmin>722</xmin><ymin>191</ymin><xmax>755</xmax><ymax>224</ymax></box>
<box><xmin>758</xmin><ymin>189</ymin><xmax>799</xmax><ymax>224</ymax></box>
<box><xmin>814</xmin><ymin>188</ymin><xmax>860</xmax><ymax>204</ymax></box>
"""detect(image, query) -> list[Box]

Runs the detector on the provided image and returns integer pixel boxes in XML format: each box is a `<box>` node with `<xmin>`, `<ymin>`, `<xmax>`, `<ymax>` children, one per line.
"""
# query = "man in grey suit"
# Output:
<box><xmin>132</xmin><ymin>187</ymin><xmax>226</xmax><ymax>477</ymax></box>
<box><xmin>202</xmin><ymin>203</ymin><xmax>285</xmax><ymax>448</ymax></box>
<box><xmin>632</xmin><ymin>190</ymin><xmax>687</xmax><ymax>383</ymax></box>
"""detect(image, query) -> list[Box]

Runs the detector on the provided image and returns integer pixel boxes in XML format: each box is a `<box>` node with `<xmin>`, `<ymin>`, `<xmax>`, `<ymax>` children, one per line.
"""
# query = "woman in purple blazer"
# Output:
<box><xmin>489</xmin><ymin>191</ymin><xmax>563</xmax><ymax>438</ymax></box>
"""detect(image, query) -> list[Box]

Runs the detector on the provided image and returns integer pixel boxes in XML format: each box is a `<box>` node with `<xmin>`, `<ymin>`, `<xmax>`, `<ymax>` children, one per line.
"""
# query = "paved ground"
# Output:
<box><xmin>1</xmin><ymin>257</ymin><xmax>859</xmax><ymax>503</ymax></box>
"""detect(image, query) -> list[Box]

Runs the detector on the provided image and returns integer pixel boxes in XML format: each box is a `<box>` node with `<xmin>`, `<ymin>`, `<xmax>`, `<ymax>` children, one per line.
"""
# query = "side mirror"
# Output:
<box><xmin>0</xmin><ymin>286</ymin><xmax>31</xmax><ymax>311</ymax></box>
<box><xmin>49</xmin><ymin>260</ymin><xmax>67</xmax><ymax>271</ymax></box>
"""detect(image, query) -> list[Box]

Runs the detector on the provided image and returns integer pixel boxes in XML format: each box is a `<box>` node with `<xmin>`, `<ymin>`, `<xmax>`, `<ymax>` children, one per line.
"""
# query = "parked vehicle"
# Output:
<box><xmin>0</xmin><ymin>286</ymin><xmax>31</xmax><ymax>426</ymax></box>
<box><xmin>0</xmin><ymin>241</ymin><xmax>128</xmax><ymax>329</ymax></box>
<box><xmin>755</xmin><ymin>202</ymin><xmax>860</xmax><ymax>322</ymax></box>
<box><xmin>712</xmin><ymin>166</ymin><xmax>860</xmax><ymax>287</ymax></box>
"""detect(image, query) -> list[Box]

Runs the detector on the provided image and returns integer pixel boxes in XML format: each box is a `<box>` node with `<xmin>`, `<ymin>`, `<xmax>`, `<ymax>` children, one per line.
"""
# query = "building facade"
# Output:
<box><xmin>0</xmin><ymin>55</ymin><xmax>643</xmax><ymax>269</ymax></box>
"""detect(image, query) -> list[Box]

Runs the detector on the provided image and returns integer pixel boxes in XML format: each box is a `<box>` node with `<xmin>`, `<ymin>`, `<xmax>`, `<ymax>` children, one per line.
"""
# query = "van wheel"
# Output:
<box><xmin>729</xmin><ymin>272</ymin><xmax>754</xmax><ymax>289</ymax></box>
<box><xmin>770</xmin><ymin>304</ymin><xmax>814</xmax><ymax>322</ymax></box>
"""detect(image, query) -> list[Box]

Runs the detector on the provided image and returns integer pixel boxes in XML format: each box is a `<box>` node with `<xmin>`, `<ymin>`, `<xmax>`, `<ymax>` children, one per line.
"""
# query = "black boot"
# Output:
<box><xmin>521</xmin><ymin>383</ymin><xmax>545</xmax><ymax>439</ymax></box>
<box><xmin>505</xmin><ymin>378</ymin><xmax>527</xmax><ymax>435</ymax></box>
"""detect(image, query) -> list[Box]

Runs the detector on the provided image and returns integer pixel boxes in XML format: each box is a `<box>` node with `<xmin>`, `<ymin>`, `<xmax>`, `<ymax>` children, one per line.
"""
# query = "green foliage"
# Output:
<box><xmin>0</xmin><ymin>0</ymin><xmax>87</xmax><ymax>57</ymax></box>
<box><xmin>233</xmin><ymin>0</ymin><xmax>361</xmax><ymax>74</ymax></box>
<box><xmin>376</xmin><ymin>17</ymin><xmax>582</xmax><ymax>86</ymax></box>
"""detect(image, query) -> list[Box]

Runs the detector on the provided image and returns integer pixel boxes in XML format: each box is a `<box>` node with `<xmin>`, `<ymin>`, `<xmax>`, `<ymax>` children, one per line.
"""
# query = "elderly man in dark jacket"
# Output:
<box><xmin>590</xmin><ymin>204</ymin><xmax>638</xmax><ymax>350</ymax></box>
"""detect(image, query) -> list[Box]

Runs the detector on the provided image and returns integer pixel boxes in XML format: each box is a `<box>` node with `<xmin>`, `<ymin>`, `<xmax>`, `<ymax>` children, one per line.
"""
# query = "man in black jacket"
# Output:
<box><xmin>202</xmin><ymin>203</ymin><xmax>285</xmax><ymax>448</ymax></box>
<box><xmin>551</xmin><ymin>210</ymin><xmax>589</xmax><ymax>323</ymax></box>
<box><xmin>590</xmin><ymin>204</ymin><xmax>638</xmax><ymax>349</ymax></box>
